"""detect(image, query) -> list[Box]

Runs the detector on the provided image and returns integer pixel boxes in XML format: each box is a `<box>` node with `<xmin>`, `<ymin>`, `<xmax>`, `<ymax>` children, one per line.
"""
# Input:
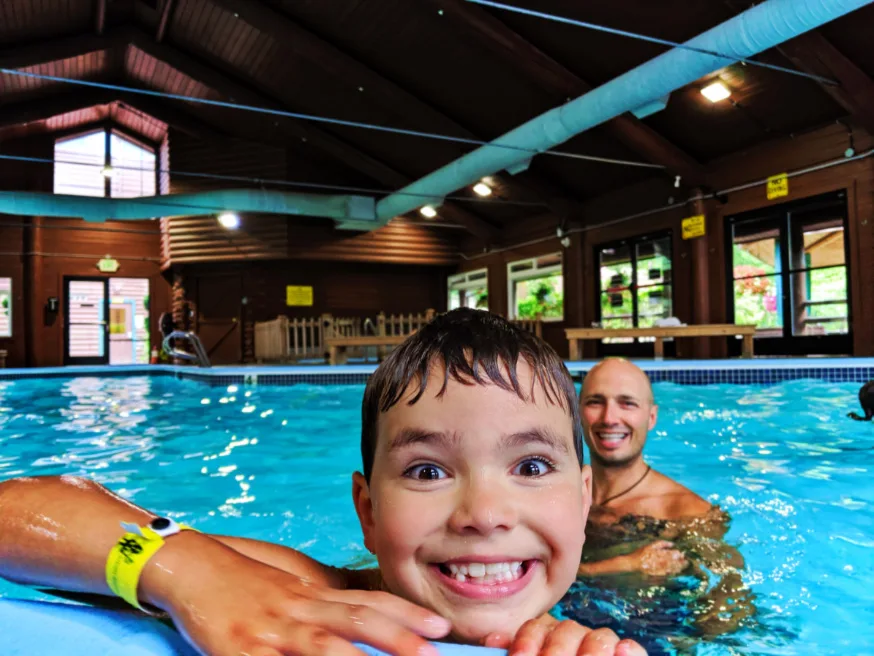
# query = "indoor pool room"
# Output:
<box><xmin>1</xmin><ymin>1</ymin><xmax>874</xmax><ymax>656</ymax></box>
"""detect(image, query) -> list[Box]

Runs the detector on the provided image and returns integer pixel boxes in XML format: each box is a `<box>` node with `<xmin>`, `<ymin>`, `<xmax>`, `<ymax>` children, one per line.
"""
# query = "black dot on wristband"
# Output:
<box><xmin>152</xmin><ymin>517</ymin><xmax>171</xmax><ymax>530</ymax></box>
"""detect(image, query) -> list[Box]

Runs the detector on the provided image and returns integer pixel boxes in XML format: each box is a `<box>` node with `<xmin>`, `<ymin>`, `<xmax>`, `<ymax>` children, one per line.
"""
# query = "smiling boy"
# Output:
<box><xmin>0</xmin><ymin>309</ymin><xmax>644</xmax><ymax>656</ymax></box>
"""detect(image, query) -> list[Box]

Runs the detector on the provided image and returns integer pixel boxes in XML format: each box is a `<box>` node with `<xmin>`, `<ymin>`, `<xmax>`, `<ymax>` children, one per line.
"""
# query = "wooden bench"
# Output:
<box><xmin>565</xmin><ymin>324</ymin><xmax>758</xmax><ymax>360</ymax></box>
<box><xmin>325</xmin><ymin>335</ymin><xmax>410</xmax><ymax>365</ymax></box>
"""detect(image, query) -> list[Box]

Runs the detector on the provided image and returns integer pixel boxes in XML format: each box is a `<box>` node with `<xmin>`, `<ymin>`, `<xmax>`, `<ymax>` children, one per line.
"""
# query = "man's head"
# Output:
<box><xmin>579</xmin><ymin>358</ymin><xmax>657</xmax><ymax>468</ymax></box>
<box><xmin>352</xmin><ymin>308</ymin><xmax>589</xmax><ymax>642</ymax></box>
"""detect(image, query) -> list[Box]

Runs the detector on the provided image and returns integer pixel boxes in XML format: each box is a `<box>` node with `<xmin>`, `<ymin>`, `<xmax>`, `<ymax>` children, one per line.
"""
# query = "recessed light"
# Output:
<box><xmin>218</xmin><ymin>212</ymin><xmax>240</xmax><ymax>229</ymax></box>
<box><xmin>419</xmin><ymin>205</ymin><xmax>437</xmax><ymax>219</ymax></box>
<box><xmin>701</xmin><ymin>81</ymin><xmax>731</xmax><ymax>103</ymax></box>
<box><xmin>473</xmin><ymin>182</ymin><xmax>492</xmax><ymax>197</ymax></box>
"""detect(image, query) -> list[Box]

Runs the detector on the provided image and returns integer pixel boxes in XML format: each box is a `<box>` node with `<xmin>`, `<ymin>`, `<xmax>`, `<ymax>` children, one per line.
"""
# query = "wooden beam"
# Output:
<box><xmin>777</xmin><ymin>32</ymin><xmax>874</xmax><ymax>136</ymax></box>
<box><xmin>156</xmin><ymin>0</ymin><xmax>177</xmax><ymax>43</ymax></box>
<box><xmin>126</xmin><ymin>29</ymin><xmax>499</xmax><ymax>240</ymax></box>
<box><xmin>0</xmin><ymin>89</ymin><xmax>117</xmax><ymax>128</ymax></box>
<box><xmin>208</xmin><ymin>0</ymin><xmax>569</xmax><ymax>209</ymax></box>
<box><xmin>0</xmin><ymin>31</ymin><xmax>122</xmax><ymax>69</ymax></box>
<box><xmin>427</xmin><ymin>0</ymin><xmax>707</xmax><ymax>186</ymax></box>
<box><xmin>95</xmin><ymin>0</ymin><xmax>107</xmax><ymax>35</ymax></box>
<box><xmin>0</xmin><ymin>86</ymin><xmax>225</xmax><ymax>141</ymax></box>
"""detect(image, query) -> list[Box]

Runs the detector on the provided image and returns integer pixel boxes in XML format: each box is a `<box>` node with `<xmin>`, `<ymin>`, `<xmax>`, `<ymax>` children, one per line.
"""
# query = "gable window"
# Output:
<box><xmin>508</xmin><ymin>253</ymin><xmax>563</xmax><ymax>320</ymax></box>
<box><xmin>448</xmin><ymin>269</ymin><xmax>488</xmax><ymax>311</ymax></box>
<box><xmin>54</xmin><ymin>129</ymin><xmax>156</xmax><ymax>198</ymax></box>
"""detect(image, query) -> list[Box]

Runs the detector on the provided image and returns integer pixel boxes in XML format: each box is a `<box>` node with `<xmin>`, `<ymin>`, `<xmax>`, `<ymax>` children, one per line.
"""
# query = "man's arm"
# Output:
<box><xmin>578</xmin><ymin>541</ymin><xmax>687</xmax><ymax>578</ymax></box>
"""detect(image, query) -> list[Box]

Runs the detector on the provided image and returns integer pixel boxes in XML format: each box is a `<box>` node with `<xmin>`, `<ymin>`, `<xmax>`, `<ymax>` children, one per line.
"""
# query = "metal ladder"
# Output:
<box><xmin>162</xmin><ymin>330</ymin><xmax>212</xmax><ymax>368</ymax></box>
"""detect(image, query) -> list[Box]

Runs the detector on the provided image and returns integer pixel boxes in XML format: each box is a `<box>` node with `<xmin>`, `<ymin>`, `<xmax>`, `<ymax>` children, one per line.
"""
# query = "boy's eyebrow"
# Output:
<box><xmin>386</xmin><ymin>427</ymin><xmax>568</xmax><ymax>455</ymax></box>
<box><xmin>501</xmin><ymin>427</ymin><xmax>569</xmax><ymax>455</ymax></box>
<box><xmin>387</xmin><ymin>427</ymin><xmax>459</xmax><ymax>453</ymax></box>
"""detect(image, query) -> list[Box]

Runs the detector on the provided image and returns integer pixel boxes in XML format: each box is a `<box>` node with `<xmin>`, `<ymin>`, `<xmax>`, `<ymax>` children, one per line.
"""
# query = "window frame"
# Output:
<box><xmin>594</xmin><ymin>231</ymin><xmax>674</xmax><ymax>330</ymax></box>
<box><xmin>0</xmin><ymin>276</ymin><xmax>11</xmax><ymax>338</ymax></box>
<box><xmin>724</xmin><ymin>190</ymin><xmax>852</xmax><ymax>356</ymax></box>
<box><xmin>448</xmin><ymin>268</ymin><xmax>489</xmax><ymax>311</ymax></box>
<box><xmin>506</xmin><ymin>252</ymin><xmax>564</xmax><ymax>321</ymax></box>
<box><xmin>53</xmin><ymin>126</ymin><xmax>159</xmax><ymax>199</ymax></box>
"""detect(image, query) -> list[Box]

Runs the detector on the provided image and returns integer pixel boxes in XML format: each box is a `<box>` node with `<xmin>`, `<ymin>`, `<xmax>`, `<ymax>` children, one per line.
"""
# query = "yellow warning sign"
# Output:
<box><xmin>286</xmin><ymin>285</ymin><xmax>313</xmax><ymax>306</ymax></box>
<box><xmin>681</xmin><ymin>214</ymin><xmax>706</xmax><ymax>240</ymax></box>
<box><xmin>767</xmin><ymin>173</ymin><xmax>789</xmax><ymax>200</ymax></box>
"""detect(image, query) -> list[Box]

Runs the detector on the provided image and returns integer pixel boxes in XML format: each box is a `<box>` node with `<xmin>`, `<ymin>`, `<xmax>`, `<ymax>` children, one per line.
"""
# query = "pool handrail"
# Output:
<box><xmin>162</xmin><ymin>330</ymin><xmax>211</xmax><ymax>368</ymax></box>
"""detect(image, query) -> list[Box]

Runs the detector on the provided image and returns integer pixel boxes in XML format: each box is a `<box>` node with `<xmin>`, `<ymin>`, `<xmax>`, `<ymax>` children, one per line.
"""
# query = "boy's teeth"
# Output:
<box><xmin>444</xmin><ymin>561</ymin><xmax>524</xmax><ymax>584</ymax></box>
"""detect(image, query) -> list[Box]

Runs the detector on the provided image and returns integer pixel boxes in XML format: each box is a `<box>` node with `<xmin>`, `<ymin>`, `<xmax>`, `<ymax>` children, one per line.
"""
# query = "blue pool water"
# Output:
<box><xmin>0</xmin><ymin>375</ymin><xmax>872</xmax><ymax>655</ymax></box>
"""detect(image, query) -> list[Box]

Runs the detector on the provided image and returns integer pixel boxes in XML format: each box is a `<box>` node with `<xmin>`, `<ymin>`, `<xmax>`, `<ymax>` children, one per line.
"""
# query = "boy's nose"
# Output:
<box><xmin>447</xmin><ymin>476</ymin><xmax>518</xmax><ymax>535</ymax></box>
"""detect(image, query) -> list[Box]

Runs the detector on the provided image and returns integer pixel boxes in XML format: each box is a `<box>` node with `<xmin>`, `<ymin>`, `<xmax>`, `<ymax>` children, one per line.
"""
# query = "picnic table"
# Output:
<box><xmin>565</xmin><ymin>324</ymin><xmax>757</xmax><ymax>360</ymax></box>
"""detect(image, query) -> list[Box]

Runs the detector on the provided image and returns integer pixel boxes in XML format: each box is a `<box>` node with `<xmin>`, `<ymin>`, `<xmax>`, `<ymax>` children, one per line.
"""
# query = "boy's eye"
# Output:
<box><xmin>404</xmin><ymin>464</ymin><xmax>447</xmax><ymax>480</ymax></box>
<box><xmin>513</xmin><ymin>457</ymin><xmax>553</xmax><ymax>477</ymax></box>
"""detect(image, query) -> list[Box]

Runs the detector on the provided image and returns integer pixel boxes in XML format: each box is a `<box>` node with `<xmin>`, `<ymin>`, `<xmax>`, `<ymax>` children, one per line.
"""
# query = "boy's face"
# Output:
<box><xmin>353</xmin><ymin>361</ymin><xmax>590</xmax><ymax>642</ymax></box>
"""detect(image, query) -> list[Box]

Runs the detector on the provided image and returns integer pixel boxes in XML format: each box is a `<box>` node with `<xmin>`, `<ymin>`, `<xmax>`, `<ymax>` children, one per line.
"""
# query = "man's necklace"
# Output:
<box><xmin>597</xmin><ymin>465</ymin><xmax>652</xmax><ymax>506</ymax></box>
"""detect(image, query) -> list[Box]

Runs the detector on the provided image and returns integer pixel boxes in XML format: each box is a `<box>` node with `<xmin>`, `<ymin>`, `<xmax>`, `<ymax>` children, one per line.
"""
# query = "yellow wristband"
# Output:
<box><xmin>105</xmin><ymin>522</ymin><xmax>196</xmax><ymax>611</ymax></box>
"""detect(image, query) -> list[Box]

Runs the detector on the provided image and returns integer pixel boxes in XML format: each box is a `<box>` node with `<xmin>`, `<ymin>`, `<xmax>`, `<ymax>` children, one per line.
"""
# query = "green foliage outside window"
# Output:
<box><xmin>516</xmin><ymin>275</ymin><xmax>563</xmax><ymax>319</ymax></box>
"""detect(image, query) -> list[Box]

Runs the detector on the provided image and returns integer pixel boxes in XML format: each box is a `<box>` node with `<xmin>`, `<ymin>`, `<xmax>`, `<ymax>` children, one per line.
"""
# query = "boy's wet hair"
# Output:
<box><xmin>361</xmin><ymin>307</ymin><xmax>583</xmax><ymax>481</ymax></box>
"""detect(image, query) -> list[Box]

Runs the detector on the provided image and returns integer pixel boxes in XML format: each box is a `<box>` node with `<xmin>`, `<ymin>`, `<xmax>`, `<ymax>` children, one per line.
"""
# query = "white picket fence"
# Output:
<box><xmin>255</xmin><ymin>310</ymin><xmax>542</xmax><ymax>363</ymax></box>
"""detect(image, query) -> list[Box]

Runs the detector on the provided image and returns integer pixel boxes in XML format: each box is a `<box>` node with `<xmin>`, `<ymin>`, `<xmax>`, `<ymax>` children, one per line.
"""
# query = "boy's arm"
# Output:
<box><xmin>0</xmin><ymin>476</ymin><xmax>448</xmax><ymax>656</ymax></box>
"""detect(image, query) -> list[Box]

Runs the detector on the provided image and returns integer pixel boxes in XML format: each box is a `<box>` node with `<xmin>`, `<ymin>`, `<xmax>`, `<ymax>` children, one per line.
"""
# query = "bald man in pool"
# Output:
<box><xmin>574</xmin><ymin>358</ymin><xmax>755</xmax><ymax>638</ymax></box>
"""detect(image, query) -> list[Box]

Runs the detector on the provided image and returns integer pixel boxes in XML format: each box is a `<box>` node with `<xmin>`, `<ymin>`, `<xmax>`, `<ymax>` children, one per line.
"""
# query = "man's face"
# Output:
<box><xmin>353</xmin><ymin>362</ymin><xmax>590</xmax><ymax>643</ymax></box>
<box><xmin>580</xmin><ymin>360</ymin><xmax>657</xmax><ymax>467</ymax></box>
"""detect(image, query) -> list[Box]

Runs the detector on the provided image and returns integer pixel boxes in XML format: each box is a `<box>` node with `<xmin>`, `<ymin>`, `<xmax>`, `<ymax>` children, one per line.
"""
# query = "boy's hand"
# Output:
<box><xmin>484</xmin><ymin>615</ymin><xmax>647</xmax><ymax>656</ymax></box>
<box><xmin>143</xmin><ymin>532</ymin><xmax>451</xmax><ymax>656</ymax></box>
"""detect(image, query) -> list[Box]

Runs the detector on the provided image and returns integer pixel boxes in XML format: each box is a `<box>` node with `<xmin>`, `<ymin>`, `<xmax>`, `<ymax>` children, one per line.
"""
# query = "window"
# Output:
<box><xmin>448</xmin><ymin>269</ymin><xmax>488</xmax><ymax>311</ymax></box>
<box><xmin>54</xmin><ymin>129</ymin><xmax>156</xmax><ymax>198</ymax></box>
<box><xmin>508</xmin><ymin>253</ymin><xmax>563</xmax><ymax>320</ymax></box>
<box><xmin>597</xmin><ymin>234</ymin><xmax>673</xmax><ymax>341</ymax></box>
<box><xmin>0</xmin><ymin>277</ymin><xmax>11</xmax><ymax>337</ymax></box>
<box><xmin>728</xmin><ymin>193</ymin><xmax>850</xmax><ymax>344</ymax></box>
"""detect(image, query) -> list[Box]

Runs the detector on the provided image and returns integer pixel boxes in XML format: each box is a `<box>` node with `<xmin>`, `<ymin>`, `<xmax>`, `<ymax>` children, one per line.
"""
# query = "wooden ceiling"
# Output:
<box><xmin>1</xmin><ymin>0</ymin><xmax>873</xmax><ymax>242</ymax></box>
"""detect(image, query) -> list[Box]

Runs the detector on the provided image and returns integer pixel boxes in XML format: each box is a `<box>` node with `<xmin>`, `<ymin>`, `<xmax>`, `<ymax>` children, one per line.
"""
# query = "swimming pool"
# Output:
<box><xmin>0</xmin><ymin>368</ymin><xmax>872</xmax><ymax>655</ymax></box>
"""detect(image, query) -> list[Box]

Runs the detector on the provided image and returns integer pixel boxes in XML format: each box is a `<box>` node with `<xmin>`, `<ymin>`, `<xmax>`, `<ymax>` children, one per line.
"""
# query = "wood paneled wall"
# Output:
<box><xmin>0</xmin><ymin>217</ymin><xmax>170</xmax><ymax>368</ymax></box>
<box><xmin>177</xmin><ymin>260</ymin><xmax>451</xmax><ymax>364</ymax></box>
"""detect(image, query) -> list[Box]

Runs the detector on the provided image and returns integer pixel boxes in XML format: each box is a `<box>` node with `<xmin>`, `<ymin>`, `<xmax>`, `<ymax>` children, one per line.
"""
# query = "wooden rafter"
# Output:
<box><xmin>125</xmin><ymin>29</ymin><xmax>499</xmax><ymax>240</ymax></box>
<box><xmin>0</xmin><ymin>86</ymin><xmax>225</xmax><ymax>141</ymax></box>
<box><xmin>777</xmin><ymin>32</ymin><xmax>874</xmax><ymax>137</ymax></box>
<box><xmin>156</xmin><ymin>0</ymin><xmax>177</xmax><ymax>43</ymax></box>
<box><xmin>95</xmin><ymin>0</ymin><xmax>107</xmax><ymax>35</ymax></box>
<box><xmin>0</xmin><ymin>31</ymin><xmax>122</xmax><ymax>69</ymax></box>
<box><xmin>426</xmin><ymin>0</ymin><xmax>708</xmax><ymax>187</ymax></box>
<box><xmin>207</xmin><ymin>0</ymin><xmax>571</xmax><ymax>210</ymax></box>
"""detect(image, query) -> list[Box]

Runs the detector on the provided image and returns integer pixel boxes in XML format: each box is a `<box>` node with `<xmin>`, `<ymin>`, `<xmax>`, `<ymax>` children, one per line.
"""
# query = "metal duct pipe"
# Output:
<box><xmin>376</xmin><ymin>0</ymin><xmax>872</xmax><ymax>221</ymax></box>
<box><xmin>0</xmin><ymin>188</ymin><xmax>376</xmax><ymax>223</ymax></box>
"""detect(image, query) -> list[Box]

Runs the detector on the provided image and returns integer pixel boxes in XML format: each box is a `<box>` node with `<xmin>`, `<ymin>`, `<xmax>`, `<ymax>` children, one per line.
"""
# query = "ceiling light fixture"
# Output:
<box><xmin>419</xmin><ymin>205</ymin><xmax>438</xmax><ymax>219</ymax></box>
<box><xmin>473</xmin><ymin>182</ymin><xmax>492</xmax><ymax>197</ymax></box>
<box><xmin>701</xmin><ymin>81</ymin><xmax>731</xmax><ymax>103</ymax></box>
<box><xmin>218</xmin><ymin>212</ymin><xmax>241</xmax><ymax>229</ymax></box>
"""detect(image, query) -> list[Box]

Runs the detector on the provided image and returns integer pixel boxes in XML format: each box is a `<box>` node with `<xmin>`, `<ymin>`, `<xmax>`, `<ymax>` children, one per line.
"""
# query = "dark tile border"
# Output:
<box><xmin>577</xmin><ymin>367</ymin><xmax>874</xmax><ymax>385</ymax></box>
<box><xmin>2</xmin><ymin>366</ymin><xmax>872</xmax><ymax>387</ymax></box>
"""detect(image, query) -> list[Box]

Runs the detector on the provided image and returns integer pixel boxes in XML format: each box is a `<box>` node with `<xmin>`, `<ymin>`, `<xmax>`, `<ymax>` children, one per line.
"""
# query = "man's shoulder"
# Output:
<box><xmin>653</xmin><ymin>471</ymin><xmax>713</xmax><ymax>519</ymax></box>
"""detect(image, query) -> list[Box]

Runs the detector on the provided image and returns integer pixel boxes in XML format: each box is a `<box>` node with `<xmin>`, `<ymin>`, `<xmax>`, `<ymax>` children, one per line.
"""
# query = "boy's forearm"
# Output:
<box><xmin>0</xmin><ymin>476</ymin><xmax>157</xmax><ymax>595</ymax></box>
<box><xmin>0</xmin><ymin>476</ymin><xmax>349</xmax><ymax>603</ymax></box>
